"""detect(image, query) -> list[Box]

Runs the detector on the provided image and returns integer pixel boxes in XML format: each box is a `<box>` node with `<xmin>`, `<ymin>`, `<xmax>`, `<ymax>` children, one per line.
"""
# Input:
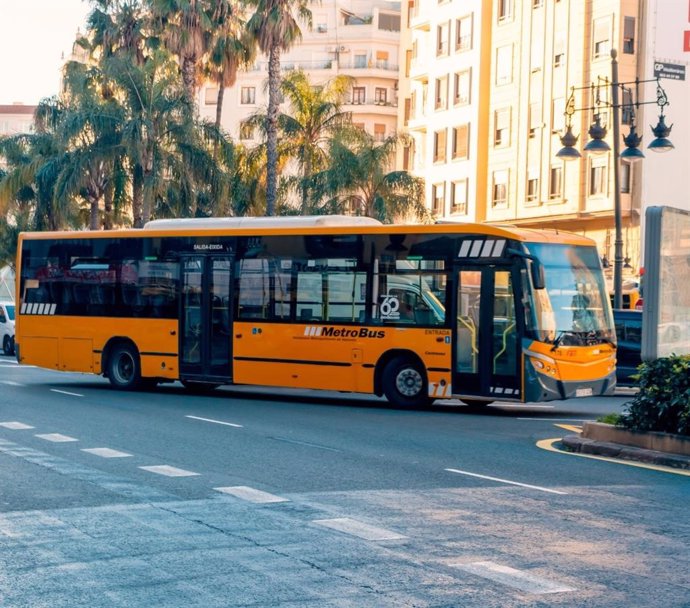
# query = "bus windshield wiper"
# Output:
<box><xmin>550</xmin><ymin>330</ymin><xmax>567</xmax><ymax>351</ymax></box>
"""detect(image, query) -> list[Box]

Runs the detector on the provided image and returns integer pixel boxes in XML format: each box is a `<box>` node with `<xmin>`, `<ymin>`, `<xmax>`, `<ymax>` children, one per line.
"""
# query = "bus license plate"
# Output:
<box><xmin>575</xmin><ymin>387</ymin><xmax>593</xmax><ymax>397</ymax></box>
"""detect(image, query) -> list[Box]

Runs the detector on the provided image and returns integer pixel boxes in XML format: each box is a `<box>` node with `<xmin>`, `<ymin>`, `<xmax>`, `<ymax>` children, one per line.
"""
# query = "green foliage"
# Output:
<box><xmin>596</xmin><ymin>413</ymin><xmax>622</xmax><ymax>426</ymax></box>
<box><xmin>620</xmin><ymin>355</ymin><xmax>690</xmax><ymax>436</ymax></box>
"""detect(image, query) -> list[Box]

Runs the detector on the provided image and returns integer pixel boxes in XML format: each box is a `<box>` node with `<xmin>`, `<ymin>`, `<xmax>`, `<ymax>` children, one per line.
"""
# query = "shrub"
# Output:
<box><xmin>620</xmin><ymin>355</ymin><xmax>690</xmax><ymax>436</ymax></box>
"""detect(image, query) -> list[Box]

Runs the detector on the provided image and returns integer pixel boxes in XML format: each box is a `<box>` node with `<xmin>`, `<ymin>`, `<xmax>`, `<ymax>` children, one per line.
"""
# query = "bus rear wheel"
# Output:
<box><xmin>107</xmin><ymin>344</ymin><xmax>142</xmax><ymax>390</ymax></box>
<box><xmin>382</xmin><ymin>357</ymin><xmax>430</xmax><ymax>408</ymax></box>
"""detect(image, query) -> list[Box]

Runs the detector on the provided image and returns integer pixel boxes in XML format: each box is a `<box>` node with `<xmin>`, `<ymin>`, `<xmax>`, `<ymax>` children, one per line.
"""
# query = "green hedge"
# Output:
<box><xmin>620</xmin><ymin>355</ymin><xmax>690</xmax><ymax>436</ymax></box>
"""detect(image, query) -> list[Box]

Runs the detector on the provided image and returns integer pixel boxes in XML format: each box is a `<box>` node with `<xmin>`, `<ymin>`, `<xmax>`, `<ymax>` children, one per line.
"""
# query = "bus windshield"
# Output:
<box><xmin>525</xmin><ymin>243</ymin><xmax>614</xmax><ymax>345</ymax></box>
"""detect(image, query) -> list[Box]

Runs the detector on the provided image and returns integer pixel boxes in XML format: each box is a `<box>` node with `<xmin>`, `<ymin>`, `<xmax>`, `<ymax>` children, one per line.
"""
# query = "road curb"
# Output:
<box><xmin>561</xmin><ymin>434</ymin><xmax>690</xmax><ymax>470</ymax></box>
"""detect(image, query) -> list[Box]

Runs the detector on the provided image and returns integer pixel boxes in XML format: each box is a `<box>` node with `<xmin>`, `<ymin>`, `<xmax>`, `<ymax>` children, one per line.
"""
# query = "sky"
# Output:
<box><xmin>0</xmin><ymin>0</ymin><xmax>91</xmax><ymax>105</ymax></box>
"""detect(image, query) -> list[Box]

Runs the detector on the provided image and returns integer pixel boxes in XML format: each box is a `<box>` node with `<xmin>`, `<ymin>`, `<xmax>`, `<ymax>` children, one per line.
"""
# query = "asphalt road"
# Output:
<box><xmin>0</xmin><ymin>354</ymin><xmax>688</xmax><ymax>607</ymax></box>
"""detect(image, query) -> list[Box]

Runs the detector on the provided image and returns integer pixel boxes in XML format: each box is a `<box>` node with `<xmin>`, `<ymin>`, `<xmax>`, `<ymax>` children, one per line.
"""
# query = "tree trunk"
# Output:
<box><xmin>104</xmin><ymin>181</ymin><xmax>113</xmax><ymax>230</ymax></box>
<box><xmin>89</xmin><ymin>196</ymin><xmax>100</xmax><ymax>231</ymax></box>
<box><xmin>215</xmin><ymin>82</ymin><xmax>225</xmax><ymax>130</ymax></box>
<box><xmin>301</xmin><ymin>155</ymin><xmax>311</xmax><ymax>215</ymax></box>
<box><xmin>132</xmin><ymin>164</ymin><xmax>144</xmax><ymax>228</ymax></box>
<box><xmin>265</xmin><ymin>45</ymin><xmax>281</xmax><ymax>216</ymax></box>
<box><xmin>182</xmin><ymin>55</ymin><xmax>198</xmax><ymax>107</ymax></box>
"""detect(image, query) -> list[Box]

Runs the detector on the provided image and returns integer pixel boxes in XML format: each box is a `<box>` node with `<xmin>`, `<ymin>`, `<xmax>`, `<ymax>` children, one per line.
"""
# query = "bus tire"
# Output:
<box><xmin>3</xmin><ymin>336</ymin><xmax>14</xmax><ymax>356</ymax></box>
<box><xmin>382</xmin><ymin>356</ymin><xmax>429</xmax><ymax>408</ymax></box>
<box><xmin>107</xmin><ymin>344</ymin><xmax>142</xmax><ymax>391</ymax></box>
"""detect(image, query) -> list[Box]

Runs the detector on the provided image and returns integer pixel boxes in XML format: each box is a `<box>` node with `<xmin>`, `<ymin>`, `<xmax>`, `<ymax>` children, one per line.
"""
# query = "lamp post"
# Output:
<box><xmin>556</xmin><ymin>50</ymin><xmax>673</xmax><ymax>309</ymax></box>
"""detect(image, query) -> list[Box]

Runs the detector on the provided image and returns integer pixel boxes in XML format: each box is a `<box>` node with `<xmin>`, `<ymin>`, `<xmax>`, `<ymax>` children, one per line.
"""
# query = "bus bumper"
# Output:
<box><xmin>525</xmin><ymin>364</ymin><xmax>616</xmax><ymax>402</ymax></box>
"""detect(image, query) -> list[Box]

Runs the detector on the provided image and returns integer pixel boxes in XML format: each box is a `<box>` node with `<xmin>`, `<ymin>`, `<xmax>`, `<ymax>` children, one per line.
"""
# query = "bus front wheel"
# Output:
<box><xmin>107</xmin><ymin>344</ymin><xmax>142</xmax><ymax>390</ymax></box>
<box><xmin>382</xmin><ymin>357</ymin><xmax>429</xmax><ymax>408</ymax></box>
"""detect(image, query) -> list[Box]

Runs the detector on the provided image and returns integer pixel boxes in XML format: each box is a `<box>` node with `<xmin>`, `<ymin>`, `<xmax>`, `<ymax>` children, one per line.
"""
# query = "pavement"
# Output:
<box><xmin>560</xmin><ymin>433</ymin><xmax>690</xmax><ymax>470</ymax></box>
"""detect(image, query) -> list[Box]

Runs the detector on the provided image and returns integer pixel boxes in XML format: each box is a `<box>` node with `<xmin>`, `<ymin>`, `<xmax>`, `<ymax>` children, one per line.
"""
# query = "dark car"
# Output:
<box><xmin>613</xmin><ymin>309</ymin><xmax>642</xmax><ymax>386</ymax></box>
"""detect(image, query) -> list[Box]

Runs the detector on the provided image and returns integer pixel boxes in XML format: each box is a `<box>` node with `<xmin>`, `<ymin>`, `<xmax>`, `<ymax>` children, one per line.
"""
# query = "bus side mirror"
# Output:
<box><xmin>531</xmin><ymin>260</ymin><xmax>545</xmax><ymax>290</ymax></box>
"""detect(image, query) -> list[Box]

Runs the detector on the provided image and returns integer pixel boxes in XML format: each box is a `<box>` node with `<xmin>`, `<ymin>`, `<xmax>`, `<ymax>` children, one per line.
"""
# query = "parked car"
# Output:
<box><xmin>0</xmin><ymin>301</ymin><xmax>15</xmax><ymax>356</ymax></box>
<box><xmin>613</xmin><ymin>309</ymin><xmax>642</xmax><ymax>386</ymax></box>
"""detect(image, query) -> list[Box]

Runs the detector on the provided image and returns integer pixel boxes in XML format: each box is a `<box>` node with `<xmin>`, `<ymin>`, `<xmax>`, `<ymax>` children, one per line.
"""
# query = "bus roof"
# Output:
<box><xmin>19</xmin><ymin>216</ymin><xmax>595</xmax><ymax>247</ymax></box>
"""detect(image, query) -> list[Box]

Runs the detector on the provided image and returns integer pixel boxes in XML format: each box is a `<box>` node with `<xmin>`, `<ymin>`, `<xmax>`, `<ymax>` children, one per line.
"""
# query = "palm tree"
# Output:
<box><xmin>149</xmin><ymin>0</ymin><xmax>215</xmax><ymax>104</ymax></box>
<box><xmin>206</xmin><ymin>4</ymin><xmax>255</xmax><ymax>130</ymax></box>
<box><xmin>246</xmin><ymin>0</ymin><xmax>313</xmax><ymax>216</ymax></box>
<box><xmin>274</xmin><ymin>70</ymin><xmax>352</xmax><ymax>213</ymax></box>
<box><xmin>313</xmin><ymin>131</ymin><xmax>427</xmax><ymax>223</ymax></box>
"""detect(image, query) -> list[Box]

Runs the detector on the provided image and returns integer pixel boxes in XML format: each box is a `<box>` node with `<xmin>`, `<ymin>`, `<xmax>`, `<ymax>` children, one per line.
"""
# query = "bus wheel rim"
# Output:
<box><xmin>396</xmin><ymin>368</ymin><xmax>422</xmax><ymax>397</ymax></box>
<box><xmin>115</xmin><ymin>353</ymin><xmax>134</xmax><ymax>384</ymax></box>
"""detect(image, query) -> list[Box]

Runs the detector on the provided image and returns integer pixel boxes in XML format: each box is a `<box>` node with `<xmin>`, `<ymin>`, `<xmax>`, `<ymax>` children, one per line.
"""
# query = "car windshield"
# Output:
<box><xmin>4</xmin><ymin>305</ymin><xmax>14</xmax><ymax>321</ymax></box>
<box><xmin>524</xmin><ymin>243</ymin><xmax>614</xmax><ymax>346</ymax></box>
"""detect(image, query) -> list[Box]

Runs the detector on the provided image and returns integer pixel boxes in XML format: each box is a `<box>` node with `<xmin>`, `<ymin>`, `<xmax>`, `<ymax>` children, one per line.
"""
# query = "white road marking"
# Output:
<box><xmin>0</xmin><ymin>364</ymin><xmax>35</xmax><ymax>368</ymax></box>
<box><xmin>214</xmin><ymin>486</ymin><xmax>289</xmax><ymax>503</ymax></box>
<box><xmin>35</xmin><ymin>433</ymin><xmax>78</xmax><ymax>443</ymax></box>
<box><xmin>312</xmin><ymin>518</ymin><xmax>407</xmax><ymax>541</ymax></box>
<box><xmin>139</xmin><ymin>465</ymin><xmax>200</xmax><ymax>477</ymax></box>
<box><xmin>0</xmin><ymin>422</ymin><xmax>34</xmax><ymax>430</ymax></box>
<box><xmin>185</xmin><ymin>415</ymin><xmax>243</xmax><ymax>428</ymax></box>
<box><xmin>445</xmin><ymin>468</ymin><xmax>568</xmax><ymax>495</ymax></box>
<box><xmin>50</xmin><ymin>389</ymin><xmax>84</xmax><ymax>397</ymax></box>
<box><xmin>82</xmin><ymin>448</ymin><xmax>132</xmax><ymax>458</ymax></box>
<box><xmin>518</xmin><ymin>418</ymin><xmax>592</xmax><ymax>422</ymax></box>
<box><xmin>492</xmin><ymin>404</ymin><xmax>555</xmax><ymax>409</ymax></box>
<box><xmin>0</xmin><ymin>381</ymin><xmax>24</xmax><ymax>386</ymax></box>
<box><xmin>451</xmin><ymin>561</ymin><xmax>576</xmax><ymax>594</ymax></box>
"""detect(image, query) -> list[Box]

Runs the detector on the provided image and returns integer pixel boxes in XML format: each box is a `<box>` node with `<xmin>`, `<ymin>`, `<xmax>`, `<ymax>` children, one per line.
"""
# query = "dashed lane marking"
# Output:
<box><xmin>0</xmin><ymin>422</ymin><xmax>34</xmax><ymax>430</ymax></box>
<box><xmin>50</xmin><ymin>389</ymin><xmax>84</xmax><ymax>397</ymax></box>
<box><xmin>451</xmin><ymin>561</ymin><xmax>576</xmax><ymax>594</ymax></box>
<box><xmin>185</xmin><ymin>415</ymin><xmax>243</xmax><ymax>428</ymax></box>
<box><xmin>445</xmin><ymin>468</ymin><xmax>568</xmax><ymax>495</ymax></box>
<box><xmin>35</xmin><ymin>433</ymin><xmax>78</xmax><ymax>443</ymax></box>
<box><xmin>139</xmin><ymin>465</ymin><xmax>200</xmax><ymax>477</ymax></box>
<box><xmin>312</xmin><ymin>518</ymin><xmax>407</xmax><ymax>541</ymax></box>
<box><xmin>537</xmin><ymin>437</ymin><xmax>690</xmax><ymax>477</ymax></box>
<box><xmin>82</xmin><ymin>448</ymin><xmax>132</xmax><ymax>458</ymax></box>
<box><xmin>214</xmin><ymin>486</ymin><xmax>289</xmax><ymax>503</ymax></box>
<box><xmin>0</xmin><ymin>381</ymin><xmax>24</xmax><ymax>386</ymax></box>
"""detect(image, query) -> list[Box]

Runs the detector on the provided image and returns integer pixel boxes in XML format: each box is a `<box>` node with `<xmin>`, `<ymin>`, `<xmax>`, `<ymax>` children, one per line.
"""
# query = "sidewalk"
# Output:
<box><xmin>561</xmin><ymin>422</ymin><xmax>690</xmax><ymax>470</ymax></box>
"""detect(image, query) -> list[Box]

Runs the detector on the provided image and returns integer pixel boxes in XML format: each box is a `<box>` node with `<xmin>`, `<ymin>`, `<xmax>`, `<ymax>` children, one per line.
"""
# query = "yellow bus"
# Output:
<box><xmin>15</xmin><ymin>216</ymin><xmax>617</xmax><ymax>407</ymax></box>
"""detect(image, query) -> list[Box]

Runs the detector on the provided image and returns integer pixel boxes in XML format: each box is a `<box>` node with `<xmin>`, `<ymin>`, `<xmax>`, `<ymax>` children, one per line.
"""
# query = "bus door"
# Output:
<box><xmin>180</xmin><ymin>255</ymin><xmax>234</xmax><ymax>381</ymax></box>
<box><xmin>453</xmin><ymin>266</ymin><xmax>521</xmax><ymax>400</ymax></box>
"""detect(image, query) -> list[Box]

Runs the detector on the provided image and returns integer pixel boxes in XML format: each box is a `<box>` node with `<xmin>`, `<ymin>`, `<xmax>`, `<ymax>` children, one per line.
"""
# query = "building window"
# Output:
<box><xmin>375</xmin><ymin>87</ymin><xmax>387</xmax><ymax>104</ymax></box>
<box><xmin>526</xmin><ymin>173</ymin><xmax>539</xmax><ymax>204</ymax></box>
<box><xmin>453</xmin><ymin>69</ymin><xmax>471</xmax><ymax>106</ymax></box>
<box><xmin>589</xmin><ymin>162</ymin><xmax>608</xmax><ymax>196</ymax></box>
<box><xmin>622</xmin><ymin>89</ymin><xmax>634</xmax><ymax>125</ymax></box>
<box><xmin>317</xmin><ymin>23</ymin><xmax>328</xmax><ymax>33</ymax></box>
<box><xmin>433</xmin><ymin>129</ymin><xmax>447</xmax><ymax>163</ymax></box>
<box><xmin>593</xmin><ymin>17</ymin><xmax>611</xmax><ymax>59</ymax></box>
<box><xmin>621</xmin><ymin>162</ymin><xmax>631</xmax><ymax>194</ymax></box>
<box><xmin>492</xmin><ymin>170</ymin><xmax>509</xmax><ymax>207</ymax></box>
<box><xmin>455</xmin><ymin>14</ymin><xmax>473</xmax><ymax>52</ymax></box>
<box><xmin>496</xmin><ymin>45</ymin><xmax>513</xmax><ymax>85</ymax></box>
<box><xmin>239</xmin><ymin>124</ymin><xmax>254</xmax><ymax>140</ymax></box>
<box><xmin>374</xmin><ymin>123</ymin><xmax>386</xmax><ymax>142</ymax></box>
<box><xmin>528</xmin><ymin>103</ymin><xmax>541</xmax><ymax>138</ymax></box>
<box><xmin>623</xmin><ymin>16</ymin><xmax>635</xmax><ymax>54</ymax></box>
<box><xmin>451</xmin><ymin>179</ymin><xmax>468</xmax><ymax>214</ymax></box>
<box><xmin>405</xmin><ymin>49</ymin><xmax>412</xmax><ymax>77</ymax></box>
<box><xmin>494</xmin><ymin>108</ymin><xmax>510</xmax><ymax>147</ymax></box>
<box><xmin>554</xmin><ymin>38</ymin><xmax>564</xmax><ymax>68</ymax></box>
<box><xmin>375</xmin><ymin>50</ymin><xmax>389</xmax><ymax>69</ymax></box>
<box><xmin>432</xmin><ymin>183</ymin><xmax>445</xmax><ymax>216</ymax></box>
<box><xmin>378</xmin><ymin>13</ymin><xmax>400</xmax><ymax>32</ymax></box>
<box><xmin>240</xmin><ymin>86</ymin><xmax>256</xmax><ymax>104</ymax></box>
<box><xmin>549</xmin><ymin>166</ymin><xmax>562</xmax><ymax>200</ymax></box>
<box><xmin>498</xmin><ymin>0</ymin><xmax>513</xmax><ymax>22</ymax></box>
<box><xmin>436</xmin><ymin>21</ymin><xmax>450</xmax><ymax>56</ymax></box>
<box><xmin>452</xmin><ymin>124</ymin><xmax>469</xmax><ymax>160</ymax></box>
<box><xmin>352</xmin><ymin>86</ymin><xmax>366</xmax><ymax>104</ymax></box>
<box><xmin>354</xmin><ymin>53</ymin><xmax>367</xmax><ymax>68</ymax></box>
<box><xmin>533</xmin><ymin>0</ymin><xmax>543</xmax><ymax>7</ymax></box>
<box><xmin>205</xmin><ymin>87</ymin><xmax>218</xmax><ymax>105</ymax></box>
<box><xmin>434</xmin><ymin>76</ymin><xmax>448</xmax><ymax>110</ymax></box>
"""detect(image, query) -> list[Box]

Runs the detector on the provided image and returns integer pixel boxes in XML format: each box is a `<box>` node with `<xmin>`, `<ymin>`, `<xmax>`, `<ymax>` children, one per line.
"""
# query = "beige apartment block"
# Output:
<box><xmin>0</xmin><ymin>104</ymin><xmax>36</xmax><ymax>136</ymax></box>
<box><xmin>398</xmin><ymin>0</ymin><xmax>650</xmax><ymax>274</ymax></box>
<box><xmin>398</xmin><ymin>0</ymin><xmax>492</xmax><ymax>221</ymax></box>
<box><xmin>198</xmin><ymin>0</ymin><xmax>402</xmax><ymax>144</ymax></box>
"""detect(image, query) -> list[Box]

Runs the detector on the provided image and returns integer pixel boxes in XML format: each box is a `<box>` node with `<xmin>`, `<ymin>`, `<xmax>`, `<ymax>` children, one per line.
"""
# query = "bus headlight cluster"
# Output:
<box><xmin>532</xmin><ymin>358</ymin><xmax>557</xmax><ymax>375</ymax></box>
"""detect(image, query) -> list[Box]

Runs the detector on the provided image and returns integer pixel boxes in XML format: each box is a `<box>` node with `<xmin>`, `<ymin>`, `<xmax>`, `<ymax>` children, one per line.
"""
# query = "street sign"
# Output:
<box><xmin>653</xmin><ymin>61</ymin><xmax>686</xmax><ymax>81</ymax></box>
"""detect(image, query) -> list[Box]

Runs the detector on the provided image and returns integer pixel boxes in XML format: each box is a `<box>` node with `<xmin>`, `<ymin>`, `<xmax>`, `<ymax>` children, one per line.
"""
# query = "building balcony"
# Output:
<box><xmin>409</xmin><ymin>5</ymin><xmax>430</xmax><ymax>31</ymax></box>
<box><xmin>344</xmin><ymin>99</ymin><xmax>398</xmax><ymax>115</ymax></box>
